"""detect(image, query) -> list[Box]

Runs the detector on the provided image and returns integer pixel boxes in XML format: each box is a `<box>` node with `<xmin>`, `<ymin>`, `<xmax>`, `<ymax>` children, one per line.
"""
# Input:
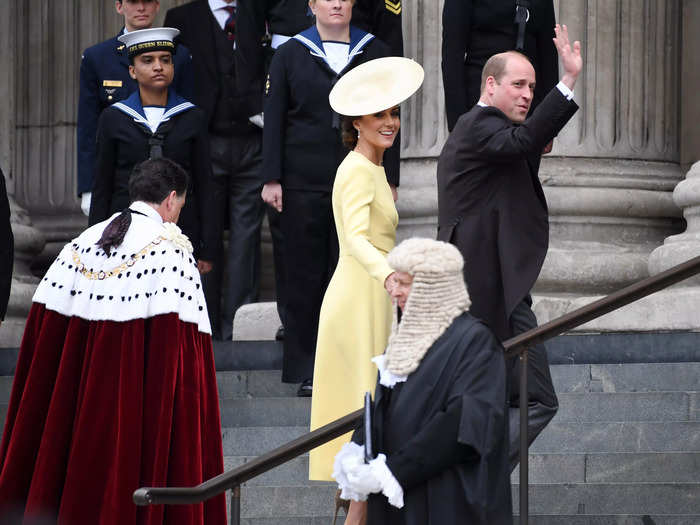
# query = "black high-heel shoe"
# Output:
<box><xmin>333</xmin><ymin>489</ymin><xmax>350</xmax><ymax>525</ymax></box>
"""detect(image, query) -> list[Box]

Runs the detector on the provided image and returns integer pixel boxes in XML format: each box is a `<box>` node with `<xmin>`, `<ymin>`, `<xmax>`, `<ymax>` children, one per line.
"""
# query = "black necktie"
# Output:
<box><xmin>223</xmin><ymin>5</ymin><xmax>236</xmax><ymax>42</ymax></box>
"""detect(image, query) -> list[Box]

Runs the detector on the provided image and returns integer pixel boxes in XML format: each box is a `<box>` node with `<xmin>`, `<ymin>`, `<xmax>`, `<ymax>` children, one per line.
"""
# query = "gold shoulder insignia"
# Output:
<box><xmin>117</xmin><ymin>44</ymin><xmax>126</xmax><ymax>52</ymax></box>
<box><xmin>385</xmin><ymin>0</ymin><xmax>401</xmax><ymax>15</ymax></box>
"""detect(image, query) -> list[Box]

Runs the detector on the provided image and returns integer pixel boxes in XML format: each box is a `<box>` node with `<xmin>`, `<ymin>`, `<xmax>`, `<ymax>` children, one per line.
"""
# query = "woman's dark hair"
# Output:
<box><xmin>129</xmin><ymin>157</ymin><xmax>189</xmax><ymax>204</ymax></box>
<box><xmin>96</xmin><ymin>158</ymin><xmax>188</xmax><ymax>255</ymax></box>
<box><xmin>341</xmin><ymin>115</ymin><xmax>360</xmax><ymax>149</ymax></box>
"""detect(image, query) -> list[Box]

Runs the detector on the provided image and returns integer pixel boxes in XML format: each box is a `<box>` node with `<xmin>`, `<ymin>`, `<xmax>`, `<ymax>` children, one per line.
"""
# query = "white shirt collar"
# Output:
<box><xmin>209</xmin><ymin>0</ymin><xmax>236</xmax><ymax>12</ymax></box>
<box><xmin>477</xmin><ymin>101</ymin><xmax>488</xmax><ymax>107</ymax></box>
<box><xmin>130</xmin><ymin>201</ymin><xmax>163</xmax><ymax>223</ymax></box>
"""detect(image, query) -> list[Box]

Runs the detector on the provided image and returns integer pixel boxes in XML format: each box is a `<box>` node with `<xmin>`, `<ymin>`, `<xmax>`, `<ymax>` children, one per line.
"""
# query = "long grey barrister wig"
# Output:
<box><xmin>384</xmin><ymin>238</ymin><xmax>471</xmax><ymax>376</ymax></box>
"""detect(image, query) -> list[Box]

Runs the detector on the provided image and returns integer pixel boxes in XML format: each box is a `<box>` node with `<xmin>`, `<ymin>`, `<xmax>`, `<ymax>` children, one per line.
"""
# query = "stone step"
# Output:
<box><xmin>514</xmin><ymin>452</ymin><xmax>700</xmax><ymax>483</ymax></box>
<box><xmin>215</xmin><ymin>363</ymin><xmax>700</xmax><ymax>400</ymax></box>
<box><xmin>241</xmin><ymin>518</ymin><xmax>700</xmax><ymax>525</ymax></box>
<box><xmin>1</xmin><ymin>363</ymin><xmax>699</xmax><ymax>406</ymax></box>
<box><xmin>223</xmin><ymin>420</ymin><xmax>700</xmax><ymax>458</ymax></box>
<box><xmin>551</xmin><ymin>362</ymin><xmax>700</xmax><ymax>393</ymax></box>
<box><xmin>530</xmin><ymin>421</ymin><xmax>700</xmax><ymax>453</ymax></box>
<box><xmin>222</xmin><ymin>427</ymin><xmax>310</xmax><ymax>457</ymax></box>
<box><xmin>510</xmin><ymin>483</ymin><xmax>700</xmax><ymax>516</ymax></box>
<box><xmin>236</xmin><ymin>483</ymin><xmax>700</xmax><ymax>519</ymax></box>
<box><xmin>513</xmin><ymin>517</ymin><xmax>700</xmax><ymax>525</ymax></box>
<box><xmin>228</xmin><ymin>451</ymin><xmax>700</xmax><ymax>487</ymax></box>
<box><xmin>218</xmin><ymin>391</ymin><xmax>697</xmax><ymax>428</ymax></box>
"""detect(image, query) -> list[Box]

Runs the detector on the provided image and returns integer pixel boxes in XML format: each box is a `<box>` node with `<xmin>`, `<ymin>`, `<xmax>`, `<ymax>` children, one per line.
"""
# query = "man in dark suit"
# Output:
<box><xmin>437</xmin><ymin>24</ymin><xmax>582</xmax><ymax>469</ymax></box>
<box><xmin>77</xmin><ymin>0</ymin><xmax>192</xmax><ymax>215</ymax></box>
<box><xmin>165</xmin><ymin>0</ymin><xmax>267</xmax><ymax>340</ymax></box>
<box><xmin>0</xmin><ymin>167</ymin><xmax>13</xmax><ymax>327</ymax></box>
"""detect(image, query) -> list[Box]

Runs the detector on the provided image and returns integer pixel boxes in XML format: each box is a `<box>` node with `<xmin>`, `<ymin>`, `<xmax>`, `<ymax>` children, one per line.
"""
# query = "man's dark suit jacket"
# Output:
<box><xmin>164</xmin><ymin>0</ymin><xmax>265</xmax><ymax>122</ymax></box>
<box><xmin>437</xmin><ymin>88</ymin><xmax>578</xmax><ymax>341</ymax></box>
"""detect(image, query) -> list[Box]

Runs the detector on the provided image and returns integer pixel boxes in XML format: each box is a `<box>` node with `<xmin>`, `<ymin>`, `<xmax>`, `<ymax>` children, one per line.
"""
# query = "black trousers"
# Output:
<box><xmin>267</xmin><ymin>206</ymin><xmax>286</xmax><ymax>327</ymax></box>
<box><xmin>280</xmin><ymin>189</ymin><xmax>338</xmax><ymax>383</ymax></box>
<box><xmin>507</xmin><ymin>294</ymin><xmax>558</xmax><ymax>471</ymax></box>
<box><xmin>202</xmin><ymin>131</ymin><xmax>264</xmax><ymax>340</ymax></box>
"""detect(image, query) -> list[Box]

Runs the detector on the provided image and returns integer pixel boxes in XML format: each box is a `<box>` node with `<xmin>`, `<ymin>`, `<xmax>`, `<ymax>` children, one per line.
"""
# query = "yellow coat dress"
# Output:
<box><xmin>309</xmin><ymin>150</ymin><xmax>398</xmax><ymax>481</ymax></box>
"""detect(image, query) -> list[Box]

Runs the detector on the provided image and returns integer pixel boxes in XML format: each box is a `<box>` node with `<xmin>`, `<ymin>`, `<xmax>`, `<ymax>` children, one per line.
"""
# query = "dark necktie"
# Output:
<box><xmin>223</xmin><ymin>5</ymin><xmax>236</xmax><ymax>42</ymax></box>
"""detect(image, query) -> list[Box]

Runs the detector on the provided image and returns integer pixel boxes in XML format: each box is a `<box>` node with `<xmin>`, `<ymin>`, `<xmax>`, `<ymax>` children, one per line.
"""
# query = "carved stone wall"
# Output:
<box><xmin>534</xmin><ymin>0</ymin><xmax>684</xmax><ymax>324</ymax></box>
<box><xmin>395</xmin><ymin>0</ymin><xmax>444</xmax><ymax>241</ymax></box>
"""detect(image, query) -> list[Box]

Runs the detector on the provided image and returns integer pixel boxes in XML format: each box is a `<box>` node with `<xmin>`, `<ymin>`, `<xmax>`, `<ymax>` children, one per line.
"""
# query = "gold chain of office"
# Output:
<box><xmin>71</xmin><ymin>236</ymin><xmax>166</xmax><ymax>281</ymax></box>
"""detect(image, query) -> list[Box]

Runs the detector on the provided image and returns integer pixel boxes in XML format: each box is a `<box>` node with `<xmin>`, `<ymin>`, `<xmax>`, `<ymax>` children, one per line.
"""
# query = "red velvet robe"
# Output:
<box><xmin>0</xmin><ymin>203</ymin><xmax>227</xmax><ymax>525</ymax></box>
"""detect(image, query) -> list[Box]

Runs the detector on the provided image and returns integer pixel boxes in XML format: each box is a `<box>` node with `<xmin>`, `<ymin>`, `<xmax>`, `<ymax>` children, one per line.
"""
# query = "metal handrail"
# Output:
<box><xmin>133</xmin><ymin>408</ymin><xmax>362</xmax><ymax>505</ymax></box>
<box><xmin>134</xmin><ymin>254</ymin><xmax>700</xmax><ymax>524</ymax></box>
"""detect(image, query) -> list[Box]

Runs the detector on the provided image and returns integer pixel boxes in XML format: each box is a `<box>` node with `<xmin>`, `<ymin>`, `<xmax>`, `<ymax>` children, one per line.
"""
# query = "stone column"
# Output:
<box><xmin>0</xmin><ymin>0</ymin><xmax>45</xmax><ymax>347</ymax></box>
<box><xmin>396</xmin><ymin>0</ymin><xmax>446</xmax><ymax>241</ymax></box>
<box><xmin>530</xmin><ymin>0</ymin><xmax>684</xmax><ymax>326</ymax></box>
<box><xmin>396</xmin><ymin>0</ymin><xmax>686</xmax><ymax>330</ymax></box>
<box><xmin>12</xmin><ymin>1</ymin><xmax>127</xmax><ymax>268</ymax></box>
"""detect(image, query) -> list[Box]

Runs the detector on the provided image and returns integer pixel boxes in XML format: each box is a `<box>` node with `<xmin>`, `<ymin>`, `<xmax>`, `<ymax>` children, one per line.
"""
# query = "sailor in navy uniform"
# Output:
<box><xmin>255</xmin><ymin>0</ymin><xmax>403</xmax><ymax>59</ymax></box>
<box><xmin>242</xmin><ymin>1</ymin><xmax>401</xmax><ymax>345</ymax></box>
<box><xmin>261</xmin><ymin>15</ymin><xmax>398</xmax><ymax>392</ymax></box>
<box><xmin>88</xmin><ymin>28</ymin><xmax>215</xmax><ymax>267</ymax></box>
<box><xmin>77</xmin><ymin>0</ymin><xmax>193</xmax><ymax>214</ymax></box>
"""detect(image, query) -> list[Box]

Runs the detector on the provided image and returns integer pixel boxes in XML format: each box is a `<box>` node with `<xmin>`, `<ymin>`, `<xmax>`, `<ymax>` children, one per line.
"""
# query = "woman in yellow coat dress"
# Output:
<box><xmin>309</xmin><ymin>58</ymin><xmax>425</xmax><ymax>490</ymax></box>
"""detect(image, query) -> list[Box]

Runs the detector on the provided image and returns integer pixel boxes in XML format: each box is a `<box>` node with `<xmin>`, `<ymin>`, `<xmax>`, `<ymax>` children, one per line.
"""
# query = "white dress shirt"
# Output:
<box><xmin>208</xmin><ymin>0</ymin><xmax>237</xmax><ymax>29</ymax></box>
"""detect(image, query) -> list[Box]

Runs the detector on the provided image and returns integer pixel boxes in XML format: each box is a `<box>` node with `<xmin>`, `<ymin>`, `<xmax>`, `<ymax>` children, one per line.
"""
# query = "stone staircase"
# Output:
<box><xmin>1</xmin><ymin>360</ymin><xmax>700</xmax><ymax>524</ymax></box>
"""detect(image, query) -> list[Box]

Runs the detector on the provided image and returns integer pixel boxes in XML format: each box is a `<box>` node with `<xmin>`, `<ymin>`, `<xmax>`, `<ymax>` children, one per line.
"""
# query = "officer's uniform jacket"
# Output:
<box><xmin>262</xmin><ymin>25</ymin><xmax>399</xmax><ymax>191</ymax></box>
<box><xmin>87</xmin><ymin>89</ymin><xmax>216</xmax><ymax>261</ymax></box>
<box><xmin>77</xmin><ymin>33</ymin><xmax>193</xmax><ymax>195</ymax></box>
<box><xmin>441</xmin><ymin>0</ymin><xmax>558</xmax><ymax>131</ymax></box>
<box><xmin>352</xmin><ymin>0</ymin><xmax>403</xmax><ymax>56</ymax></box>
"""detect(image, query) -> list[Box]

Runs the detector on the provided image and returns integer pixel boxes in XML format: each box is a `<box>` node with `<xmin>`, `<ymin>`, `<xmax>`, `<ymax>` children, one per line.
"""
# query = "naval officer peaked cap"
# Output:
<box><xmin>118</xmin><ymin>27</ymin><xmax>180</xmax><ymax>59</ymax></box>
<box><xmin>329</xmin><ymin>56</ymin><xmax>424</xmax><ymax>117</ymax></box>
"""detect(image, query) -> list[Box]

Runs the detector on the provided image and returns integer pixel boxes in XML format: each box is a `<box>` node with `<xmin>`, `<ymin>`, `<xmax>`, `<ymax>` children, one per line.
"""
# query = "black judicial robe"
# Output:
<box><xmin>88</xmin><ymin>90</ymin><xmax>216</xmax><ymax>261</ymax></box>
<box><xmin>354</xmin><ymin>313</ymin><xmax>512</xmax><ymax>525</ymax></box>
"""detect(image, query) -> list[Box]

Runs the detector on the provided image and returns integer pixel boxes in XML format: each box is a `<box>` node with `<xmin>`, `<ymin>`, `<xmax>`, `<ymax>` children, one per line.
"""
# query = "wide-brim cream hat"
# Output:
<box><xmin>329</xmin><ymin>56</ymin><xmax>425</xmax><ymax>116</ymax></box>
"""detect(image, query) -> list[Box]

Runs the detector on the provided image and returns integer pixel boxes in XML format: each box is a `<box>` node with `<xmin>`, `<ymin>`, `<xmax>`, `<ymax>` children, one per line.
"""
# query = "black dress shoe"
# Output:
<box><xmin>275</xmin><ymin>325</ymin><xmax>285</xmax><ymax>341</ymax></box>
<box><xmin>297</xmin><ymin>379</ymin><xmax>313</xmax><ymax>397</ymax></box>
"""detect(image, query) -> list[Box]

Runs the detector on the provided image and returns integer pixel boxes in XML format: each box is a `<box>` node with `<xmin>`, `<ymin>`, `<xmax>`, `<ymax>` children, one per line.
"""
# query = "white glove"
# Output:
<box><xmin>333</xmin><ymin>442</ymin><xmax>369</xmax><ymax>501</ymax></box>
<box><xmin>333</xmin><ymin>444</ymin><xmax>404</xmax><ymax>508</ymax></box>
<box><xmin>80</xmin><ymin>192</ymin><xmax>91</xmax><ymax>216</ymax></box>
<box><xmin>346</xmin><ymin>462</ymin><xmax>383</xmax><ymax>495</ymax></box>
<box><xmin>368</xmin><ymin>454</ymin><xmax>404</xmax><ymax>509</ymax></box>
<box><xmin>248</xmin><ymin>113</ymin><xmax>264</xmax><ymax>128</ymax></box>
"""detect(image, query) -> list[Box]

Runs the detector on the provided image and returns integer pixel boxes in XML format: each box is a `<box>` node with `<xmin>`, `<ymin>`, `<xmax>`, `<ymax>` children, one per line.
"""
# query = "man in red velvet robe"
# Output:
<box><xmin>0</xmin><ymin>158</ymin><xmax>226</xmax><ymax>525</ymax></box>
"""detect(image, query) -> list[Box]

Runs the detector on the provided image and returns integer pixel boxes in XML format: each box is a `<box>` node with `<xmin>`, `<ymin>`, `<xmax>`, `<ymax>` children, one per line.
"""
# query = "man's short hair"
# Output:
<box><xmin>129</xmin><ymin>158</ymin><xmax>189</xmax><ymax>204</ymax></box>
<box><xmin>480</xmin><ymin>51</ymin><xmax>532</xmax><ymax>94</ymax></box>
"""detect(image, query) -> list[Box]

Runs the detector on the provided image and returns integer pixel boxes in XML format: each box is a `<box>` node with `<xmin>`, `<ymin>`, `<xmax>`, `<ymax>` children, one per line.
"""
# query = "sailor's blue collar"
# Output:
<box><xmin>293</xmin><ymin>25</ymin><xmax>374</xmax><ymax>64</ymax></box>
<box><xmin>112</xmin><ymin>89</ymin><xmax>195</xmax><ymax>131</ymax></box>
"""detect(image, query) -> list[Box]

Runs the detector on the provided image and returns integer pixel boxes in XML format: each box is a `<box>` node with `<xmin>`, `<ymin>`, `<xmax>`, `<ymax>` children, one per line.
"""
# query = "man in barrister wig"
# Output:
<box><xmin>333</xmin><ymin>238</ymin><xmax>512</xmax><ymax>525</ymax></box>
<box><xmin>0</xmin><ymin>158</ymin><xmax>227</xmax><ymax>525</ymax></box>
